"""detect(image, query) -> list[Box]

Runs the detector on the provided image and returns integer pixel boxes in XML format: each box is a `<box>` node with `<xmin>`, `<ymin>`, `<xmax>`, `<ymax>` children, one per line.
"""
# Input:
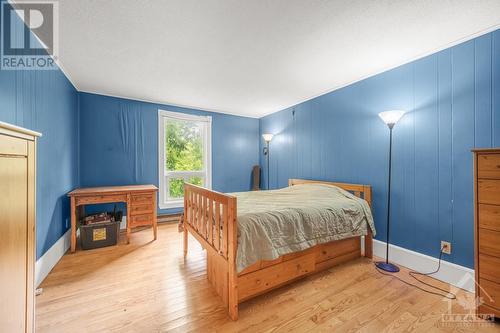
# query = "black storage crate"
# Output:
<box><xmin>80</xmin><ymin>211</ymin><xmax>122</xmax><ymax>250</ymax></box>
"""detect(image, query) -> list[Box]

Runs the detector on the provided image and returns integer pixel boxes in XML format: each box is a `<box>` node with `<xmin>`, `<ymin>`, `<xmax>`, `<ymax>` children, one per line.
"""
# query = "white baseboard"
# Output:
<box><xmin>373</xmin><ymin>240</ymin><xmax>475</xmax><ymax>293</ymax></box>
<box><xmin>35</xmin><ymin>229</ymin><xmax>71</xmax><ymax>287</ymax></box>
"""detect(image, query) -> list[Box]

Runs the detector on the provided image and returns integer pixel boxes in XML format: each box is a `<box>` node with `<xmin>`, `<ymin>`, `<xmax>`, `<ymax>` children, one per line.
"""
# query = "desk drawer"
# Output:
<box><xmin>76</xmin><ymin>194</ymin><xmax>127</xmax><ymax>205</ymax></box>
<box><xmin>131</xmin><ymin>193</ymin><xmax>154</xmax><ymax>204</ymax></box>
<box><xmin>479</xmin><ymin>229</ymin><xmax>500</xmax><ymax>257</ymax></box>
<box><xmin>130</xmin><ymin>214</ymin><xmax>153</xmax><ymax>227</ymax></box>
<box><xmin>130</xmin><ymin>203</ymin><xmax>153</xmax><ymax>215</ymax></box>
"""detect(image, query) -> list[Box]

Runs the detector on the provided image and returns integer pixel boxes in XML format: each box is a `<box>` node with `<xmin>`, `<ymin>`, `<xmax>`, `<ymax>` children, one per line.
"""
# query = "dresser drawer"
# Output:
<box><xmin>130</xmin><ymin>203</ymin><xmax>153</xmax><ymax>216</ymax></box>
<box><xmin>479</xmin><ymin>204</ymin><xmax>500</xmax><ymax>232</ymax></box>
<box><xmin>479</xmin><ymin>254</ymin><xmax>500</xmax><ymax>284</ymax></box>
<box><xmin>479</xmin><ymin>278</ymin><xmax>500</xmax><ymax>310</ymax></box>
<box><xmin>0</xmin><ymin>134</ymin><xmax>27</xmax><ymax>156</ymax></box>
<box><xmin>478</xmin><ymin>154</ymin><xmax>500</xmax><ymax>179</ymax></box>
<box><xmin>129</xmin><ymin>214</ymin><xmax>153</xmax><ymax>227</ymax></box>
<box><xmin>479</xmin><ymin>229</ymin><xmax>500</xmax><ymax>257</ymax></box>
<box><xmin>478</xmin><ymin>180</ymin><xmax>500</xmax><ymax>205</ymax></box>
<box><xmin>131</xmin><ymin>193</ymin><xmax>154</xmax><ymax>204</ymax></box>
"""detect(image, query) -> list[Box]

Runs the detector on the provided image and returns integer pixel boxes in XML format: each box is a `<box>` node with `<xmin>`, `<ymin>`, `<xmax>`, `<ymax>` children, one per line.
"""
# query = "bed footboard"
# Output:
<box><xmin>183</xmin><ymin>183</ymin><xmax>239</xmax><ymax>320</ymax></box>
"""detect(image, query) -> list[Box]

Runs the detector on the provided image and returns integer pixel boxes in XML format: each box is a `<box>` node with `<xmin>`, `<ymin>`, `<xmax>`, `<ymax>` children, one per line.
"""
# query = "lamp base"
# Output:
<box><xmin>375</xmin><ymin>261</ymin><xmax>400</xmax><ymax>273</ymax></box>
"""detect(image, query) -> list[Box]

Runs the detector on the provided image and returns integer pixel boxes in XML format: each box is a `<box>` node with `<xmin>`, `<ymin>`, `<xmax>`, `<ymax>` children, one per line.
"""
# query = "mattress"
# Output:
<box><xmin>231</xmin><ymin>183</ymin><xmax>376</xmax><ymax>273</ymax></box>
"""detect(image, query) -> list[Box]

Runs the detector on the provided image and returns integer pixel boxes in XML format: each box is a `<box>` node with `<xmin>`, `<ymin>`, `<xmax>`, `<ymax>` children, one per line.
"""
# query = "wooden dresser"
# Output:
<box><xmin>0</xmin><ymin>121</ymin><xmax>40</xmax><ymax>332</ymax></box>
<box><xmin>473</xmin><ymin>148</ymin><xmax>500</xmax><ymax>318</ymax></box>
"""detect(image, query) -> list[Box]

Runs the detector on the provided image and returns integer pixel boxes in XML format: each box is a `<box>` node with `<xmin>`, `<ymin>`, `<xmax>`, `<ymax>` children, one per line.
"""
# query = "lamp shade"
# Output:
<box><xmin>262</xmin><ymin>133</ymin><xmax>274</xmax><ymax>142</ymax></box>
<box><xmin>378</xmin><ymin>110</ymin><xmax>406</xmax><ymax>128</ymax></box>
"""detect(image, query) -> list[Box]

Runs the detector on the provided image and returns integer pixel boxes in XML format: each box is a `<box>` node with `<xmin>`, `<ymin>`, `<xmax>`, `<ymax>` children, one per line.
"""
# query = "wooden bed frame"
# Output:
<box><xmin>183</xmin><ymin>178</ymin><xmax>373</xmax><ymax>320</ymax></box>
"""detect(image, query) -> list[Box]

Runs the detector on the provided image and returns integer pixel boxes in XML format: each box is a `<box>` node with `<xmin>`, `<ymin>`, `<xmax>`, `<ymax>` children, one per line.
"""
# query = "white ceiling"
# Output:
<box><xmin>54</xmin><ymin>0</ymin><xmax>500</xmax><ymax>118</ymax></box>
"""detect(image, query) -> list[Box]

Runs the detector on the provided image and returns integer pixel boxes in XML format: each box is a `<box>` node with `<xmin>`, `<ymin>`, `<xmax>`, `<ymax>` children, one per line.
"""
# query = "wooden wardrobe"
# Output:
<box><xmin>473</xmin><ymin>148</ymin><xmax>500</xmax><ymax>319</ymax></box>
<box><xmin>0</xmin><ymin>121</ymin><xmax>40</xmax><ymax>332</ymax></box>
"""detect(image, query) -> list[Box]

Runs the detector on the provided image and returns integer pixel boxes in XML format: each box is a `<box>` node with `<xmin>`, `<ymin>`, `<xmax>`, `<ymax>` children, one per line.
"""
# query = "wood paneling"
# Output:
<box><xmin>0</xmin><ymin>9</ymin><xmax>79</xmax><ymax>263</ymax></box>
<box><xmin>452</xmin><ymin>42</ymin><xmax>476</xmax><ymax>268</ymax></box>
<box><xmin>414</xmin><ymin>56</ymin><xmax>439</xmax><ymax>259</ymax></box>
<box><xmin>261</xmin><ymin>31</ymin><xmax>500</xmax><ymax>269</ymax></box>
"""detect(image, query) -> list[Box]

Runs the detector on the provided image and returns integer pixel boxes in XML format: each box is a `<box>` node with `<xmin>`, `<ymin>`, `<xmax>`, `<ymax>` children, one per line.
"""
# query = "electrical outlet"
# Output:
<box><xmin>441</xmin><ymin>241</ymin><xmax>451</xmax><ymax>255</ymax></box>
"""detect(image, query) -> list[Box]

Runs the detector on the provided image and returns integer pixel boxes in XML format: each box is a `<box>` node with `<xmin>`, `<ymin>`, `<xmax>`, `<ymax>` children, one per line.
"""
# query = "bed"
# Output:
<box><xmin>182</xmin><ymin>178</ymin><xmax>375</xmax><ymax>320</ymax></box>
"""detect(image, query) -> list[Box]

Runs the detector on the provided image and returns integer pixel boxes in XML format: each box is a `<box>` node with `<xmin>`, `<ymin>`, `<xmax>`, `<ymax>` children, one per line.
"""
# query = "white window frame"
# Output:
<box><xmin>158</xmin><ymin>110</ymin><xmax>212</xmax><ymax>209</ymax></box>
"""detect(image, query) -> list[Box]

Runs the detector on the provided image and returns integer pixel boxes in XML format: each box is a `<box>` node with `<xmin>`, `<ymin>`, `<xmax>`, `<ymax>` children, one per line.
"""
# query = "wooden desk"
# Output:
<box><xmin>68</xmin><ymin>185</ymin><xmax>158</xmax><ymax>253</ymax></box>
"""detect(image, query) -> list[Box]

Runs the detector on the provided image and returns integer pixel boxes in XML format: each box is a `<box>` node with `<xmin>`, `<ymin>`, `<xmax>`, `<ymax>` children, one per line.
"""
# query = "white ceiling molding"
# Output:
<box><xmin>50</xmin><ymin>0</ymin><xmax>500</xmax><ymax>118</ymax></box>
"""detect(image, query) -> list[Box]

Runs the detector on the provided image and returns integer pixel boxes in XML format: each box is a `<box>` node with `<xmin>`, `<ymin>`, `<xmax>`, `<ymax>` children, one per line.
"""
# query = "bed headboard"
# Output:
<box><xmin>288</xmin><ymin>178</ymin><xmax>372</xmax><ymax>207</ymax></box>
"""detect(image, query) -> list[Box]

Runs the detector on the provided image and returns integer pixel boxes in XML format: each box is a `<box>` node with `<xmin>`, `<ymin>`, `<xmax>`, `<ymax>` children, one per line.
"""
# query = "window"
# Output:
<box><xmin>158</xmin><ymin>110</ymin><xmax>212</xmax><ymax>209</ymax></box>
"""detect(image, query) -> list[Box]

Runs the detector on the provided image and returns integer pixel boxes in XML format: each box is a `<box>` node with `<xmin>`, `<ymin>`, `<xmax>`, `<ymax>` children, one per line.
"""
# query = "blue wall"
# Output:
<box><xmin>260</xmin><ymin>30</ymin><xmax>500</xmax><ymax>269</ymax></box>
<box><xmin>79</xmin><ymin>92</ymin><xmax>260</xmax><ymax>215</ymax></box>
<box><xmin>0</xmin><ymin>2</ymin><xmax>79</xmax><ymax>259</ymax></box>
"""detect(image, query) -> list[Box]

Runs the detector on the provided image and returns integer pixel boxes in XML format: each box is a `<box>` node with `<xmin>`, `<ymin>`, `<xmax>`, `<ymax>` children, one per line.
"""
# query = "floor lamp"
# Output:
<box><xmin>262</xmin><ymin>133</ymin><xmax>273</xmax><ymax>190</ymax></box>
<box><xmin>375</xmin><ymin>110</ymin><xmax>406</xmax><ymax>273</ymax></box>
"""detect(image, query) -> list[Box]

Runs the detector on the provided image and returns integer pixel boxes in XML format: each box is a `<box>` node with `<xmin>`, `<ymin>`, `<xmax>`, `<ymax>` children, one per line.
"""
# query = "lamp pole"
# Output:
<box><xmin>385</xmin><ymin>124</ymin><xmax>393</xmax><ymax>264</ymax></box>
<box><xmin>266</xmin><ymin>141</ymin><xmax>270</xmax><ymax>190</ymax></box>
<box><xmin>375</xmin><ymin>110</ymin><xmax>405</xmax><ymax>273</ymax></box>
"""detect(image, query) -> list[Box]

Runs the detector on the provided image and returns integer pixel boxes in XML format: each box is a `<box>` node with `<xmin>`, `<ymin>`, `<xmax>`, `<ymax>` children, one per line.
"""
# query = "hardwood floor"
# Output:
<box><xmin>36</xmin><ymin>224</ymin><xmax>498</xmax><ymax>332</ymax></box>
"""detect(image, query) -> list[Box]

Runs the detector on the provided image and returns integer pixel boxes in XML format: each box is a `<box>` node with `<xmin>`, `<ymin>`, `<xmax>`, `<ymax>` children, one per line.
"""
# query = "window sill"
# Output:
<box><xmin>159</xmin><ymin>200</ymin><xmax>183</xmax><ymax>210</ymax></box>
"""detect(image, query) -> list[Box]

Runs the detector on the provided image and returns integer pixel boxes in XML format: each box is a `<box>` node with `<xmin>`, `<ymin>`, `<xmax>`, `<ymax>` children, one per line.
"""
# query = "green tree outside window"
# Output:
<box><xmin>166</xmin><ymin>119</ymin><xmax>204</xmax><ymax>198</ymax></box>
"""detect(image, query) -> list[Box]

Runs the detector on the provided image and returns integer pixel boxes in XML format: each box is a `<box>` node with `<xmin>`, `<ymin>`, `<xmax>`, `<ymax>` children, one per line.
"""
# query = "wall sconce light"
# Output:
<box><xmin>262</xmin><ymin>133</ymin><xmax>273</xmax><ymax>190</ymax></box>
